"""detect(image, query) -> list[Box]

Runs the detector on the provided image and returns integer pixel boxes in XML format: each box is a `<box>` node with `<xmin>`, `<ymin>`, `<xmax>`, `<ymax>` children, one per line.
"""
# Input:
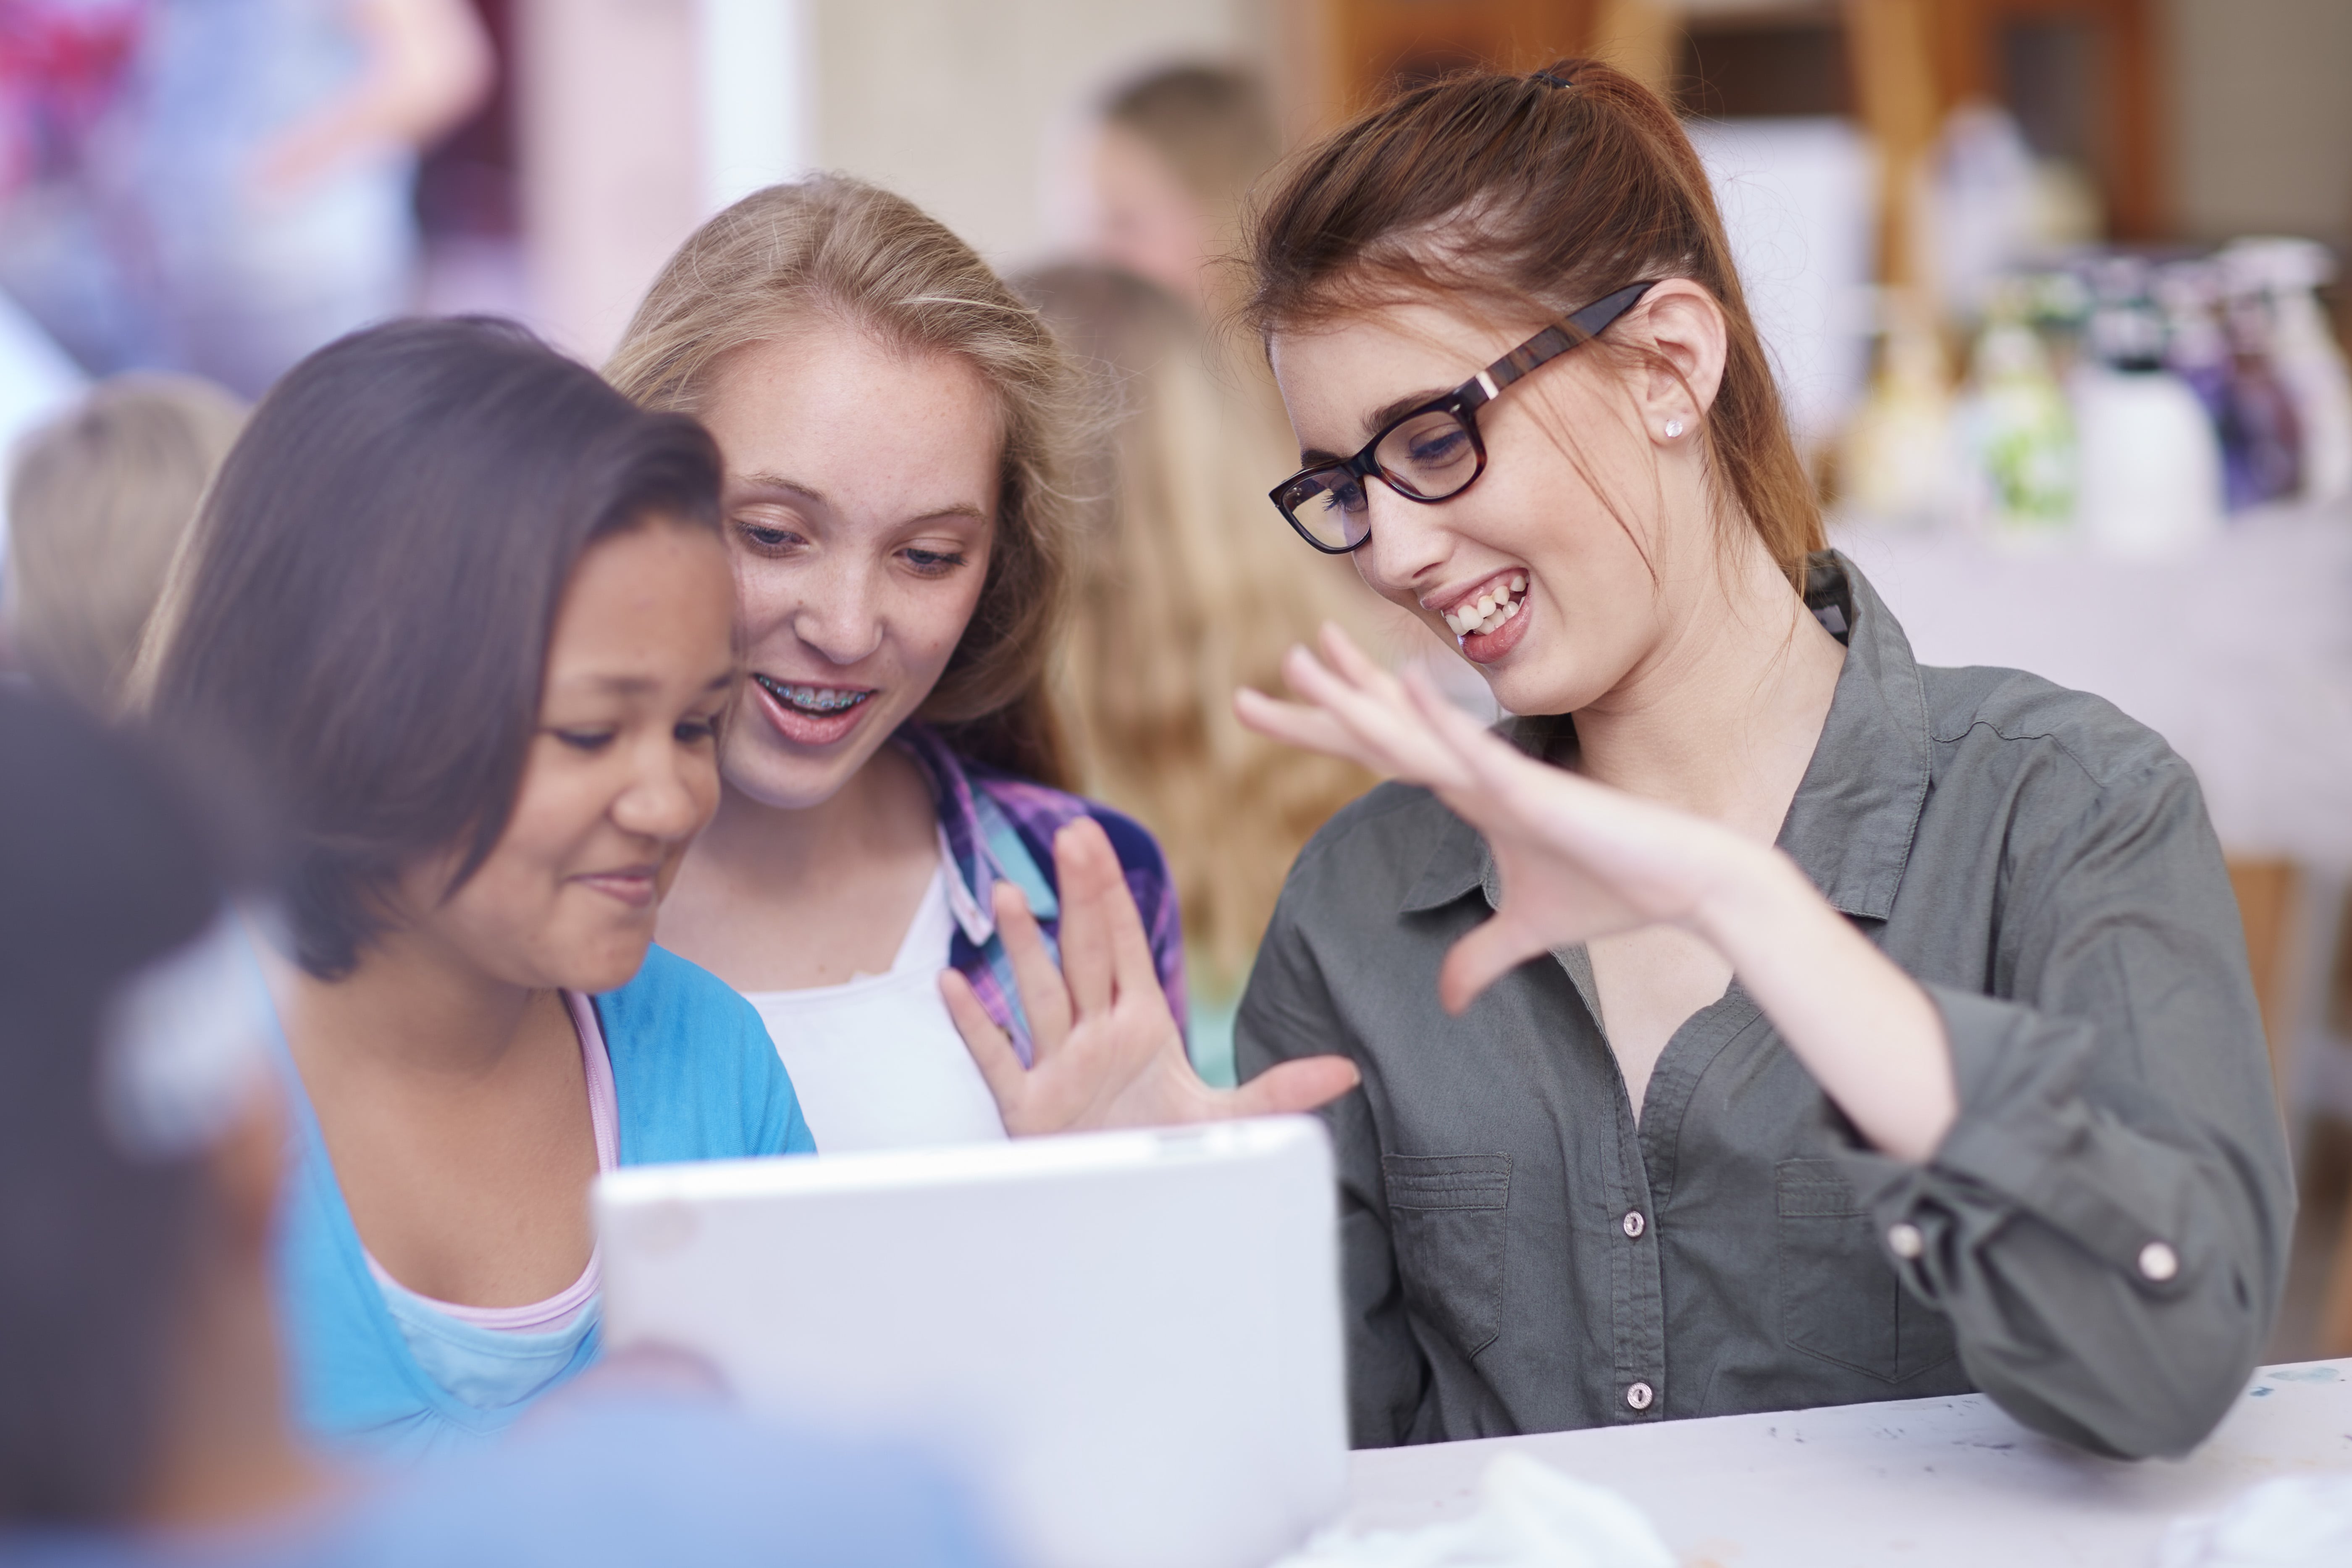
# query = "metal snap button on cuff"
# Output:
<box><xmin>2138</xmin><ymin>1240</ymin><xmax>2179</xmax><ymax>1282</ymax></box>
<box><xmin>1622</xmin><ymin>1210</ymin><xmax>1646</xmax><ymax>1239</ymax></box>
<box><xmin>1887</xmin><ymin>1222</ymin><xmax>1924</xmax><ymax>1260</ymax></box>
<box><xmin>1625</xmin><ymin>1381</ymin><xmax>1654</xmax><ymax>1411</ymax></box>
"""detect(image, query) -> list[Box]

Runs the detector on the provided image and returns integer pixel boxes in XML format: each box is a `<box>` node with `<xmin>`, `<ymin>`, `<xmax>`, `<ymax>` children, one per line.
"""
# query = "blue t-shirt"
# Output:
<box><xmin>272</xmin><ymin>947</ymin><xmax>814</xmax><ymax>1458</ymax></box>
<box><xmin>0</xmin><ymin>1392</ymin><xmax>1004</xmax><ymax>1568</ymax></box>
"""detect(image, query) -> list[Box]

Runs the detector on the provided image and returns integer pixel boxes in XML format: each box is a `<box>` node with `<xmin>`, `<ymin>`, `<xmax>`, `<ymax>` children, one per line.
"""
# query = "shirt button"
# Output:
<box><xmin>1622</xmin><ymin>1210</ymin><xmax>1646</xmax><ymax>1239</ymax></box>
<box><xmin>1625</xmin><ymin>1381</ymin><xmax>1654</xmax><ymax>1411</ymax></box>
<box><xmin>1887</xmin><ymin>1222</ymin><xmax>1924</xmax><ymax>1259</ymax></box>
<box><xmin>2139</xmin><ymin>1241</ymin><xmax>2179</xmax><ymax>1282</ymax></box>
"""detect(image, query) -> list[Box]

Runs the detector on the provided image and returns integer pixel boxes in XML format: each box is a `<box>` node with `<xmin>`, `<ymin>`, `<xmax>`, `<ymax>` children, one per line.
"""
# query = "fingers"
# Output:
<box><xmin>1051</xmin><ymin>821</ymin><xmax>1119</xmax><ymax>1021</ymax></box>
<box><xmin>940</xmin><ymin>969</ymin><xmax>1030</xmax><ymax>1114</ymax></box>
<box><xmin>991</xmin><ymin>880</ymin><xmax>1073</xmax><ymax>1060</ymax></box>
<box><xmin>1234</xmin><ymin>686</ymin><xmax>1387</xmax><ymax>773</ymax></box>
<box><xmin>1281</xmin><ymin>643</ymin><xmax>1467</xmax><ymax>791</ymax></box>
<box><xmin>1229</xmin><ymin>1056</ymin><xmax>1362</xmax><ymax>1118</ymax></box>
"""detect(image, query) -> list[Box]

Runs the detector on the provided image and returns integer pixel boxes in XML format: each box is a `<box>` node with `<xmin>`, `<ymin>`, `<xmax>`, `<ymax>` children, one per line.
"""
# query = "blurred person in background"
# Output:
<box><xmin>1</xmin><ymin>371</ymin><xmax>243</xmax><ymax>712</ymax></box>
<box><xmin>1015</xmin><ymin>261</ymin><xmax>1376</xmax><ymax>1087</ymax></box>
<box><xmin>0</xmin><ymin>687</ymin><xmax>1007</xmax><ymax>1566</ymax></box>
<box><xmin>1080</xmin><ymin>61</ymin><xmax>1276</xmax><ymax>322</ymax></box>
<box><xmin>135</xmin><ymin>317</ymin><xmax>810</xmax><ymax>1457</ymax></box>
<box><xmin>0</xmin><ymin>0</ymin><xmax>491</xmax><ymax>398</ymax></box>
<box><xmin>607</xmin><ymin>176</ymin><xmax>1352</xmax><ymax>1147</ymax></box>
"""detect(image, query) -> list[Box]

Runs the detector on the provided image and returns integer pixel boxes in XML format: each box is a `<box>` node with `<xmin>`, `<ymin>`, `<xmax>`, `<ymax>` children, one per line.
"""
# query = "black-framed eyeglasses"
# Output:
<box><xmin>1267</xmin><ymin>281</ymin><xmax>1658</xmax><ymax>554</ymax></box>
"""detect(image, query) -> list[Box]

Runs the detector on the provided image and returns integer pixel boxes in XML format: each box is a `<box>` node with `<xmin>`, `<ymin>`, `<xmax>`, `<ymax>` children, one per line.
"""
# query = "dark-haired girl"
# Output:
<box><xmin>991</xmin><ymin>62</ymin><xmax>2293</xmax><ymax>1462</ymax></box>
<box><xmin>140</xmin><ymin>318</ymin><xmax>811</xmax><ymax>1457</ymax></box>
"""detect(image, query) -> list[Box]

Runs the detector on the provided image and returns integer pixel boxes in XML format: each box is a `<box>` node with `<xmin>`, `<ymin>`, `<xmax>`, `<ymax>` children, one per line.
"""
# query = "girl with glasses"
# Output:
<box><xmin>991</xmin><ymin>60</ymin><xmax>2291</xmax><ymax>1462</ymax></box>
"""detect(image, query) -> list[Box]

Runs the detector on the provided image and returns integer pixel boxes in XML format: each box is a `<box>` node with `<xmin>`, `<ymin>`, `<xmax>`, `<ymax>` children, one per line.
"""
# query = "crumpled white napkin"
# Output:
<box><xmin>2159</xmin><ymin>1476</ymin><xmax>2352</xmax><ymax>1568</ymax></box>
<box><xmin>1271</xmin><ymin>1451</ymin><xmax>1674</xmax><ymax>1568</ymax></box>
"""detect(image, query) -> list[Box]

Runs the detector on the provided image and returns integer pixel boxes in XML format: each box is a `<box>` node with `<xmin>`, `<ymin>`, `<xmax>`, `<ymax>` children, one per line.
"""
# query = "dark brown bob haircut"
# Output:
<box><xmin>1244</xmin><ymin>58</ymin><xmax>1822</xmax><ymax>588</ymax></box>
<box><xmin>144</xmin><ymin>317</ymin><xmax>724</xmax><ymax>979</ymax></box>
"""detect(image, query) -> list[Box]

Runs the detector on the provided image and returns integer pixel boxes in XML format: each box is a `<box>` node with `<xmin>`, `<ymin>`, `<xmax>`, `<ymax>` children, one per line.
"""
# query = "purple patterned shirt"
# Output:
<box><xmin>896</xmin><ymin>724</ymin><xmax>1186</xmax><ymax>1066</ymax></box>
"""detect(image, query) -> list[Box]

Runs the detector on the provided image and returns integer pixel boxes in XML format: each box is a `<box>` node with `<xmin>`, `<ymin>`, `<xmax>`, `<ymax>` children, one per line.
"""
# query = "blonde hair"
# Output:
<box><xmin>1019</xmin><ymin>263</ymin><xmax>1378</xmax><ymax>998</ymax></box>
<box><xmin>4</xmin><ymin>374</ymin><xmax>246</xmax><ymax>713</ymax></box>
<box><xmin>605</xmin><ymin>175</ymin><xmax>1087</xmax><ymax>787</ymax></box>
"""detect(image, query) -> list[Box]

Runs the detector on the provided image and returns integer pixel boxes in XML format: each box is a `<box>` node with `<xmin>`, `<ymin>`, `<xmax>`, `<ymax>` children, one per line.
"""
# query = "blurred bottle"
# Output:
<box><xmin>2222</xmin><ymin>237</ymin><xmax>2352</xmax><ymax>507</ymax></box>
<box><xmin>2069</xmin><ymin>256</ymin><xmax>2223</xmax><ymax>559</ymax></box>
<box><xmin>2158</xmin><ymin>258</ymin><xmax>2235</xmax><ymax>438</ymax></box>
<box><xmin>1840</xmin><ymin>289</ymin><xmax>1962</xmax><ymax>528</ymax></box>
<box><xmin>1961</xmin><ymin>286</ymin><xmax>2076</xmax><ymax>541</ymax></box>
<box><xmin>2216</xmin><ymin>283</ymin><xmax>2306</xmax><ymax>512</ymax></box>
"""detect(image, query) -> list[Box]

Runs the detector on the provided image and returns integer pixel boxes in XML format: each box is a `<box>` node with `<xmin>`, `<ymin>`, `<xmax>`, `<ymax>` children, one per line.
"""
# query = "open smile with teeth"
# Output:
<box><xmin>753</xmin><ymin>673</ymin><xmax>872</xmax><ymax>715</ymax></box>
<box><xmin>1442</xmin><ymin>574</ymin><xmax>1528</xmax><ymax>639</ymax></box>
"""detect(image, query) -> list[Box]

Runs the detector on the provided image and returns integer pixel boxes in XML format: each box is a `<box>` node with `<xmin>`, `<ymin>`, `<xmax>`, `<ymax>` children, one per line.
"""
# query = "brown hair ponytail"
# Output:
<box><xmin>1243</xmin><ymin>59</ymin><xmax>1822</xmax><ymax>586</ymax></box>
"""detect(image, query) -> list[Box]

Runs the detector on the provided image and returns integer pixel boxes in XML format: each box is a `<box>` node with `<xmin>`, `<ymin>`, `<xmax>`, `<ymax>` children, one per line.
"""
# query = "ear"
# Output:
<box><xmin>1625</xmin><ymin>280</ymin><xmax>1730</xmax><ymax>444</ymax></box>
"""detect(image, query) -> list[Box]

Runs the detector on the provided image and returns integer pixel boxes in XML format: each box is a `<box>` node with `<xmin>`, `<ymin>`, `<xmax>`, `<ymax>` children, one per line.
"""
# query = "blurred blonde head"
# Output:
<box><xmin>605</xmin><ymin>174</ymin><xmax>1087</xmax><ymax>786</ymax></box>
<box><xmin>1018</xmin><ymin>263</ymin><xmax>1378</xmax><ymax>998</ymax></box>
<box><xmin>4</xmin><ymin>375</ymin><xmax>246</xmax><ymax>713</ymax></box>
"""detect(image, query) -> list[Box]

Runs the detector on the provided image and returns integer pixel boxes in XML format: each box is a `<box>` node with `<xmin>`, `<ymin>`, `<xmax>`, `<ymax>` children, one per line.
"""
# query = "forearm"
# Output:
<box><xmin>1696</xmin><ymin>845</ymin><xmax>1956</xmax><ymax>1161</ymax></box>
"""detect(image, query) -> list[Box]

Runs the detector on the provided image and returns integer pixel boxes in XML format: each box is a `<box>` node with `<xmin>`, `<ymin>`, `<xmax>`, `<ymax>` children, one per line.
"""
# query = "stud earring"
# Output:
<box><xmin>1663</xmin><ymin>419</ymin><xmax>1685</xmax><ymax>439</ymax></box>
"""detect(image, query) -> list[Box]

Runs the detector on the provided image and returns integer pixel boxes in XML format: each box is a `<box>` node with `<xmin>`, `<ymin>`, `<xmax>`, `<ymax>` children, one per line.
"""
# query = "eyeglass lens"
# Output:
<box><xmin>1280</xmin><ymin>406</ymin><xmax>1482</xmax><ymax>550</ymax></box>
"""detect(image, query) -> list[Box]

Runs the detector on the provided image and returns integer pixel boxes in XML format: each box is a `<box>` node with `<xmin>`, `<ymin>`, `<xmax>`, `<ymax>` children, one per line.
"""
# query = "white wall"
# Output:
<box><xmin>2167</xmin><ymin>0</ymin><xmax>2352</xmax><ymax>251</ymax></box>
<box><xmin>518</xmin><ymin>0</ymin><xmax>1266</xmax><ymax>360</ymax></box>
<box><xmin>810</xmin><ymin>0</ymin><xmax>1265</xmax><ymax>269</ymax></box>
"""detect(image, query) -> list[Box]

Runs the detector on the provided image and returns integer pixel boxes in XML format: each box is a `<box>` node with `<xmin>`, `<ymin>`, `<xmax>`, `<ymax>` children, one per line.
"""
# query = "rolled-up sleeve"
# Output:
<box><xmin>1832</xmin><ymin>756</ymin><xmax>2295</xmax><ymax>1458</ymax></box>
<box><xmin>1237</xmin><ymin>887</ymin><xmax>1432</xmax><ymax>1448</ymax></box>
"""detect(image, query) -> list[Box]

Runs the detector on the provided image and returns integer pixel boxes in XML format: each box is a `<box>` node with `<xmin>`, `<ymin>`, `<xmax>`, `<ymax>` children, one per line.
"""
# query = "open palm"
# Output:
<box><xmin>1235</xmin><ymin>625</ymin><xmax>1748</xmax><ymax>1012</ymax></box>
<box><xmin>940</xmin><ymin>817</ymin><xmax>1359</xmax><ymax>1135</ymax></box>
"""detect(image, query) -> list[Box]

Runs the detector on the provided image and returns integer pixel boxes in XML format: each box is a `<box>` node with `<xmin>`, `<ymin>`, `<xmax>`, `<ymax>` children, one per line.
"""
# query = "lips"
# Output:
<box><xmin>1429</xmin><ymin>571</ymin><xmax>1535</xmax><ymax>665</ymax></box>
<box><xmin>751</xmin><ymin>672</ymin><xmax>876</xmax><ymax>747</ymax></box>
<box><xmin>575</xmin><ymin>866</ymin><xmax>659</xmax><ymax>909</ymax></box>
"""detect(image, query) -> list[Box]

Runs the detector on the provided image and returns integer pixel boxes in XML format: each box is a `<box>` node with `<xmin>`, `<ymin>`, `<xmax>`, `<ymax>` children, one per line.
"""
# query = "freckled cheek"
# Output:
<box><xmin>730</xmin><ymin>558</ymin><xmax>807</xmax><ymax>649</ymax></box>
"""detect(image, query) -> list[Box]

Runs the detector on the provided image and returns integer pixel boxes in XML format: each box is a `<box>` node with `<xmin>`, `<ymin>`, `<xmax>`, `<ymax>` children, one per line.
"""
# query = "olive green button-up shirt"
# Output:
<box><xmin>1236</xmin><ymin>554</ymin><xmax>2293</xmax><ymax>1460</ymax></box>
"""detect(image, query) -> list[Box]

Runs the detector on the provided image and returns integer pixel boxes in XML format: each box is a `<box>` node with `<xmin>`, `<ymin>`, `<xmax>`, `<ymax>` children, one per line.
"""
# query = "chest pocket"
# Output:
<box><xmin>1777</xmin><ymin>1158</ymin><xmax>1957</xmax><ymax>1383</ymax></box>
<box><xmin>1383</xmin><ymin>1153</ymin><xmax>1510</xmax><ymax>1359</ymax></box>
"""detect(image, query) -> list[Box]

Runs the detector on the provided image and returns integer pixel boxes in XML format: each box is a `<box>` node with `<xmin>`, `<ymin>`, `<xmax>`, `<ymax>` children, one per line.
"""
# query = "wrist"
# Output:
<box><xmin>1688</xmin><ymin>840</ymin><xmax>1816</xmax><ymax>958</ymax></box>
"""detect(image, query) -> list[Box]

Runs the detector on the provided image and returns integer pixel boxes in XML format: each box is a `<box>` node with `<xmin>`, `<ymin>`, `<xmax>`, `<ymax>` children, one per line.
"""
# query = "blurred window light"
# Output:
<box><xmin>697</xmin><ymin>0</ymin><xmax>812</xmax><ymax>215</ymax></box>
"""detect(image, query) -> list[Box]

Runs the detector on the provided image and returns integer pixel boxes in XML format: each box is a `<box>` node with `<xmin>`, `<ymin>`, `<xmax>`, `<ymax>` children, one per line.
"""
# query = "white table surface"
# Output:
<box><xmin>1341</xmin><ymin>1360</ymin><xmax>2352</xmax><ymax>1567</ymax></box>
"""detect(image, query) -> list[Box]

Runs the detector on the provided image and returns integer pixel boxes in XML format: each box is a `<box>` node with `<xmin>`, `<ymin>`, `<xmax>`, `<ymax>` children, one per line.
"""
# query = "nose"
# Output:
<box><xmin>612</xmin><ymin>730</ymin><xmax>715</xmax><ymax>845</ymax></box>
<box><xmin>1356</xmin><ymin>484</ymin><xmax>1451</xmax><ymax>601</ymax></box>
<box><xmin>786</xmin><ymin>552</ymin><xmax>886</xmax><ymax>667</ymax></box>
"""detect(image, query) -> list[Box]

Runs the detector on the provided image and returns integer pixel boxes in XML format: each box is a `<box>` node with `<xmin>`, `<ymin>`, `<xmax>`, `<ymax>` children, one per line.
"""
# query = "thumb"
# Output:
<box><xmin>1230</xmin><ymin>1055</ymin><xmax>1361</xmax><ymax>1118</ymax></box>
<box><xmin>1438</xmin><ymin>918</ymin><xmax>1549</xmax><ymax>1014</ymax></box>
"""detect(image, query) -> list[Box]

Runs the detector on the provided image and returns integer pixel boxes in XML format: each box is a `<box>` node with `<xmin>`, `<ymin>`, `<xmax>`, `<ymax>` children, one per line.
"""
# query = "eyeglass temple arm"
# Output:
<box><xmin>1467</xmin><ymin>281</ymin><xmax>1659</xmax><ymax>406</ymax></box>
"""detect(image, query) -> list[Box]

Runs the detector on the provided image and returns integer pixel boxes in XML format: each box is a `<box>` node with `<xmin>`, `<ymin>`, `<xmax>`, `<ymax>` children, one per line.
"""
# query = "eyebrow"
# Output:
<box><xmin>1299</xmin><ymin>385</ymin><xmax>1455</xmax><ymax>465</ymax></box>
<box><xmin>731</xmin><ymin>470</ymin><xmax>990</xmax><ymax>523</ymax></box>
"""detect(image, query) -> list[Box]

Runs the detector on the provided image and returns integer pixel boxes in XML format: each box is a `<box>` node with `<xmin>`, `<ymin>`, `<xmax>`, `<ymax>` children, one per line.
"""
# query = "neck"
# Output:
<box><xmin>276</xmin><ymin>923</ymin><xmax>541</xmax><ymax>1087</ymax></box>
<box><xmin>1569</xmin><ymin>529</ymin><xmax>1844</xmax><ymax>841</ymax></box>
<box><xmin>690</xmin><ymin>739</ymin><xmax>935</xmax><ymax>892</ymax></box>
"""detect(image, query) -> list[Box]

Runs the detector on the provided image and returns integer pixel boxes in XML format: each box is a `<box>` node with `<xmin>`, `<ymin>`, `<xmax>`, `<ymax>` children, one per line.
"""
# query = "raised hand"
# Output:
<box><xmin>1237</xmin><ymin>625</ymin><xmax>1957</xmax><ymax>1161</ymax></box>
<box><xmin>940</xmin><ymin>817</ymin><xmax>1360</xmax><ymax>1135</ymax></box>
<box><xmin>1235</xmin><ymin>624</ymin><xmax>1764</xmax><ymax>1013</ymax></box>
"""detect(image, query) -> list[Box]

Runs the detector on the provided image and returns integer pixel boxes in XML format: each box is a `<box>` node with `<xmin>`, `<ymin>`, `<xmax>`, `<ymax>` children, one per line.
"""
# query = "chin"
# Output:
<box><xmin>565</xmin><ymin>931</ymin><xmax>659</xmax><ymax>993</ymax></box>
<box><xmin>1485</xmin><ymin>652</ymin><xmax>1610</xmax><ymax>720</ymax></box>
<box><xmin>722</xmin><ymin>724</ymin><xmax>878</xmax><ymax>814</ymax></box>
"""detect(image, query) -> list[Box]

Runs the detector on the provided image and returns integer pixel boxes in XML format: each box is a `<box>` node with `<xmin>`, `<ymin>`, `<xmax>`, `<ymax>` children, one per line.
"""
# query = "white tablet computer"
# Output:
<box><xmin>596</xmin><ymin>1116</ymin><xmax>1348</xmax><ymax>1568</ymax></box>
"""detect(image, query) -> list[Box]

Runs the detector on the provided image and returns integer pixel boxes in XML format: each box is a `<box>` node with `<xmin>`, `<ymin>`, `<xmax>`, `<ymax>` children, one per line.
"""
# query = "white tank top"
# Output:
<box><xmin>742</xmin><ymin>858</ymin><xmax>1010</xmax><ymax>1153</ymax></box>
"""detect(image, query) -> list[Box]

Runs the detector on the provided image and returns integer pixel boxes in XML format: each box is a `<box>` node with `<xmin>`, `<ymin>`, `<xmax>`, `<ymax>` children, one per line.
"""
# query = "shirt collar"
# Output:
<box><xmin>894</xmin><ymin>723</ymin><xmax>1003</xmax><ymax>946</ymax></box>
<box><xmin>1399</xmin><ymin>551</ymin><xmax>1930</xmax><ymax>922</ymax></box>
